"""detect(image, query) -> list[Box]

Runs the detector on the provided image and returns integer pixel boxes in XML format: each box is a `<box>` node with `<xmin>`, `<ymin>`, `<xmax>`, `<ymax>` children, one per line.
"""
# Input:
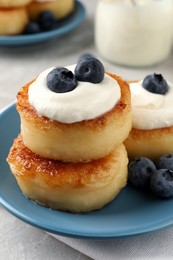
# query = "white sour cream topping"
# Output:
<box><xmin>130</xmin><ymin>80</ymin><xmax>173</xmax><ymax>130</ymax></box>
<box><xmin>28</xmin><ymin>65</ymin><xmax>121</xmax><ymax>124</ymax></box>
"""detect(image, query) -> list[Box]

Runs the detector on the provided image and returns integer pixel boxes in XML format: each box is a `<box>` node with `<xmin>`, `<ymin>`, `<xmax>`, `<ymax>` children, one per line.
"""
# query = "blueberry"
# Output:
<box><xmin>128</xmin><ymin>157</ymin><xmax>156</xmax><ymax>189</ymax></box>
<box><xmin>75</xmin><ymin>56</ymin><xmax>105</xmax><ymax>84</ymax></box>
<box><xmin>24</xmin><ymin>22</ymin><xmax>41</xmax><ymax>34</ymax></box>
<box><xmin>142</xmin><ymin>73</ymin><xmax>169</xmax><ymax>95</ymax></box>
<box><xmin>156</xmin><ymin>154</ymin><xmax>173</xmax><ymax>171</ymax></box>
<box><xmin>150</xmin><ymin>169</ymin><xmax>173</xmax><ymax>199</ymax></box>
<box><xmin>38</xmin><ymin>11</ymin><xmax>57</xmax><ymax>31</ymax></box>
<box><xmin>46</xmin><ymin>67</ymin><xmax>78</xmax><ymax>93</ymax></box>
<box><xmin>78</xmin><ymin>53</ymin><xmax>95</xmax><ymax>62</ymax></box>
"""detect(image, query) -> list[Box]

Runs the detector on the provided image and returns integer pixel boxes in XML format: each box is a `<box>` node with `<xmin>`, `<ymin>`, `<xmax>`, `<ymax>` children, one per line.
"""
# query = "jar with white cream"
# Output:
<box><xmin>95</xmin><ymin>0</ymin><xmax>173</xmax><ymax>67</ymax></box>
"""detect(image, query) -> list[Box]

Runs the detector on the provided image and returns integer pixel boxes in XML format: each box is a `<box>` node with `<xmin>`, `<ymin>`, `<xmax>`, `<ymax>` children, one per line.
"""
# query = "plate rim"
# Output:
<box><xmin>1</xmin><ymin>103</ymin><xmax>173</xmax><ymax>239</ymax></box>
<box><xmin>1</xmin><ymin>191</ymin><xmax>173</xmax><ymax>239</ymax></box>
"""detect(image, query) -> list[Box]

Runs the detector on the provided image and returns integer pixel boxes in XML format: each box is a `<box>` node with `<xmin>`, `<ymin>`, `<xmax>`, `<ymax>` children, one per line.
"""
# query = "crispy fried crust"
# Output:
<box><xmin>17</xmin><ymin>73</ymin><xmax>130</xmax><ymax>131</ymax></box>
<box><xmin>124</xmin><ymin>126</ymin><xmax>173</xmax><ymax>161</ymax></box>
<box><xmin>27</xmin><ymin>0</ymin><xmax>74</xmax><ymax>21</ymax></box>
<box><xmin>0</xmin><ymin>8</ymin><xmax>28</xmax><ymax>35</ymax></box>
<box><xmin>124</xmin><ymin>80</ymin><xmax>173</xmax><ymax>161</ymax></box>
<box><xmin>16</xmin><ymin>73</ymin><xmax>132</xmax><ymax>162</ymax></box>
<box><xmin>7</xmin><ymin>135</ymin><xmax>128</xmax><ymax>212</ymax></box>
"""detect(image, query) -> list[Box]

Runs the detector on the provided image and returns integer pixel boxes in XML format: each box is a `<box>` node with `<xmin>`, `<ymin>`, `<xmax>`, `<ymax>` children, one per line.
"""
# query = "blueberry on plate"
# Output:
<box><xmin>75</xmin><ymin>56</ymin><xmax>105</xmax><ymax>84</ymax></box>
<box><xmin>24</xmin><ymin>21</ymin><xmax>41</xmax><ymax>34</ymax></box>
<box><xmin>150</xmin><ymin>169</ymin><xmax>173</xmax><ymax>199</ymax></box>
<box><xmin>142</xmin><ymin>73</ymin><xmax>169</xmax><ymax>95</ymax></box>
<box><xmin>156</xmin><ymin>154</ymin><xmax>173</xmax><ymax>171</ymax></box>
<box><xmin>128</xmin><ymin>157</ymin><xmax>156</xmax><ymax>189</ymax></box>
<box><xmin>46</xmin><ymin>67</ymin><xmax>78</xmax><ymax>93</ymax></box>
<box><xmin>38</xmin><ymin>10</ymin><xmax>57</xmax><ymax>31</ymax></box>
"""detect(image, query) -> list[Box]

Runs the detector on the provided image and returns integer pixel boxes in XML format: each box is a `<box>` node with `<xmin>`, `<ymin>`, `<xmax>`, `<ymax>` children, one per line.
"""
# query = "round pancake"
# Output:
<box><xmin>124</xmin><ymin>126</ymin><xmax>173</xmax><ymax>161</ymax></box>
<box><xmin>0</xmin><ymin>8</ymin><xmax>28</xmax><ymax>35</ymax></box>
<box><xmin>7</xmin><ymin>135</ymin><xmax>128</xmax><ymax>213</ymax></box>
<box><xmin>17</xmin><ymin>72</ymin><xmax>132</xmax><ymax>162</ymax></box>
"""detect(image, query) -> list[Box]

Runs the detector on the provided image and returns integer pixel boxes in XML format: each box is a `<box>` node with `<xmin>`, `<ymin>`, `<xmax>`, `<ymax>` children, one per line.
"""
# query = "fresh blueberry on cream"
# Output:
<box><xmin>78</xmin><ymin>53</ymin><xmax>95</xmax><ymax>62</ymax></box>
<box><xmin>129</xmin><ymin>74</ymin><xmax>173</xmax><ymax>130</ymax></box>
<box><xmin>46</xmin><ymin>67</ymin><xmax>78</xmax><ymax>93</ymax></box>
<box><xmin>142</xmin><ymin>73</ymin><xmax>169</xmax><ymax>95</ymax></box>
<box><xmin>75</xmin><ymin>55</ymin><xmax>105</xmax><ymax>83</ymax></box>
<box><xmin>28</xmin><ymin>64</ymin><xmax>121</xmax><ymax>124</ymax></box>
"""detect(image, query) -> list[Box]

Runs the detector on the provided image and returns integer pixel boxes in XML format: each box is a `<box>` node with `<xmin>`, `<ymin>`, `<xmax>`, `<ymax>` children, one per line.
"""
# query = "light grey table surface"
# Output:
<box><xmin>1</xmin><ymin>0</ymin><xmax>173</xmax><ymax>259</ymax></box>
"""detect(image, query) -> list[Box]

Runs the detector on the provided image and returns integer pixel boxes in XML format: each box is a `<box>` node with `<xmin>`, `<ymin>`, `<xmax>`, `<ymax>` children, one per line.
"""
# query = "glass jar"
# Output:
<box><xmin>95</xmin><ymin>0</ymin><xmax>173</xmax><ymax>67</ymax></box>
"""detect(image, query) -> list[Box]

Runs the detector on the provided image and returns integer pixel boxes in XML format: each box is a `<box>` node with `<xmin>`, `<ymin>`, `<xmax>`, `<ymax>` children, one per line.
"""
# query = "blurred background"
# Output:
<box><xmin>1</xmin><ymin>0</ymin><xmax>173</xmax><ymax>109</ymax></box>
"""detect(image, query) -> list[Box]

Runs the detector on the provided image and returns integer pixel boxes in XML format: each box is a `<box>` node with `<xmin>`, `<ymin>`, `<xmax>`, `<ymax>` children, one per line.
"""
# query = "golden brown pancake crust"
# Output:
<box><xmin>8</xmin><ymin>135</ymin><xmax>120</xmax><ymax>189</ymax></box>
<box><xmin>17</xmin><ymin>73</ymin><xmax>131</xmax><ymax>132</ymax></box>
<box><xmin>0</xmin><ymin>8</ymin><xmax>28</xmax><ymax>35</ymax></box>
<box><xmin>0</xmin><ymin>0</ymin><xmax>32</xmax><ymax>7</ymax></box>
<box><xmin>16</xmin><ymin>72</ymin><xmax>131</xmax><ymax>162</ymax></box>
<box><xmin>124</xmin><ymin>126</ymin><xmax>173</xmax><ymax>161</ymax></box>
<box><xmin>7</xmin><ymin>135</ymin><xmax>128</xmax><ymax>212</ymax></box>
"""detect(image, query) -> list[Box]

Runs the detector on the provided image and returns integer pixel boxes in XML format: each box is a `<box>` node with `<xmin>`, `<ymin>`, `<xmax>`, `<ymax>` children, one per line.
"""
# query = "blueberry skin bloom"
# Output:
<box><xmin>156</xmin><ymin>154</ymin><xmax>173</xmax><ymax>171</ymax></box>
<box><xmin>142</xmin><ymin>73</ymin><xmax>169</xmax><ymax>95</ymax></box>
<box><xmin>78</xmin><ymin>53</ymin><xmax>95</xmax><ymax>62</ymax></box>
<box><xmin>75</xmin><ymin>56</ymin><xmax>105</xmax><ymax>84</ymax></box>
<box><xmin>128</xmin><ymin>157</ymin><xmax>156</xmax><ymax>189</ymax></box>
<box><xmin>46</xmin><ymin>67</ymin><xmax>78</xmax><ymax>93</ymax></box>
<box><xmin>24</xmin><ymin>22</ymin><xmax>41</xmax><ymax>34</ymax></box>
<box><xmin>150</xmin><ymin>169</ymin><xmax>173</xmax><ymax>199</ymax></box>
<box><xmin>38</xmin><ymin>11</ymin><xmax>57</xmax><ymax>31</ymax></box>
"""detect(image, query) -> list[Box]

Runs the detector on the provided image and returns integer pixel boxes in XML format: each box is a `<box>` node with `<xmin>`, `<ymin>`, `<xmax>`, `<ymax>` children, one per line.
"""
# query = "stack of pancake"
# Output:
<box><xmin>7</xmin><ymin>72</ymin><xmax>132</xmax><ymax>213</ymax></box>
<box><xmin>0</xmin><ymin>0</ymin><xmax>74</xmax><ymax>35</ymax></box>
<box><xmin>0</xmin><ymin>0</ymin><xmax>31</xmax><ymax>35</ymax></box>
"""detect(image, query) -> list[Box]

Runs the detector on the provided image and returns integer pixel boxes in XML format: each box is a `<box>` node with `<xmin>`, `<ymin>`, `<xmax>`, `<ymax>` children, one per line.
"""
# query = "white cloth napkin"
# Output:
<box><xmin>50</xmin><ymin>227</ymin><xmax>173</xmax><ymax>259</ymax></box>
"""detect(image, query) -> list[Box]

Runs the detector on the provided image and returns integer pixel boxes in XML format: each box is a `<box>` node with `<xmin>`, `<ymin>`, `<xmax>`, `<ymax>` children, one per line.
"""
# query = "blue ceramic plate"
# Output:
<box><xmin>0</xmin><ymin>1</ymin><xmax>85</xmax><ymax>46</ymax></box>
<box><xmin>1</xmin><ymin>103</ymin><xmax>173</xmax><ymax>239</ymax></box>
